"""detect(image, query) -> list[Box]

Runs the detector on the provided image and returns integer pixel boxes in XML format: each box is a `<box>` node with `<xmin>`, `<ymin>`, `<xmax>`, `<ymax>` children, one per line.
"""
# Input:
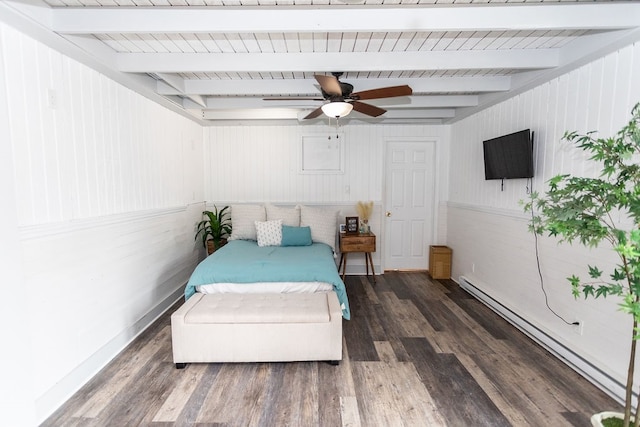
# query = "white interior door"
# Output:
<box><xmin>384</xmin><ymin>141</ymin><xmax>436</xmax><ymax>271</ymax></box>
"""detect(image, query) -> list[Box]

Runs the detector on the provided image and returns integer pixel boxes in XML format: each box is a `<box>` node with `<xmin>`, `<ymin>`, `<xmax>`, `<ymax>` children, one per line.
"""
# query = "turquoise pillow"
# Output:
<box><xmin>281</xmin><ymin>225</ymin><xmax>312</xmax><ymax>246</ymax></box>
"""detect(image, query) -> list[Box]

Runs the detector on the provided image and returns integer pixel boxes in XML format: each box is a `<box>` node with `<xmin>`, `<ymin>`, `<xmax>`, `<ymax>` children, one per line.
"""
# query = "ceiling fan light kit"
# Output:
<box><xmin>265</xmin><ymin>72</ymin><xmax>412</xmax><ymax>122</ymax></box>
<box><xmin>321</xmin><ymin>101</ymin><xmax>353</xmax><ymax>118</ymax></box>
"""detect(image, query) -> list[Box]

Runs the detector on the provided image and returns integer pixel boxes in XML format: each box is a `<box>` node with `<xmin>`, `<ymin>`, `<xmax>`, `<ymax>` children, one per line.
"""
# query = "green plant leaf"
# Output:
<box><xmin>527</xmin><ymin>102</ymin><xmax>640</xmax><ymax>420</ymax></box>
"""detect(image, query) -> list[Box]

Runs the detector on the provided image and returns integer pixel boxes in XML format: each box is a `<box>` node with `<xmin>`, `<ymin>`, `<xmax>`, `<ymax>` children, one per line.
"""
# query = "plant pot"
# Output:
<box><xmin>591</xmin><ymin>411</ymin><xmax>627</xmax><ymax>426</ymax></box>
<box><xmin>206</xmin><ymin>238</ymin><xmax>227</xmax><ymax>255</ymax></box>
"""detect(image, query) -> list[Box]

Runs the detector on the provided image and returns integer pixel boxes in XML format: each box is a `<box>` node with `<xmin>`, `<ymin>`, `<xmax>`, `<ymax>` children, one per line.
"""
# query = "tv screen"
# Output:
<box><xmin>483</xmin><ymin>129</ymin><xmax>533</xmax><ymax>180</ymax></box>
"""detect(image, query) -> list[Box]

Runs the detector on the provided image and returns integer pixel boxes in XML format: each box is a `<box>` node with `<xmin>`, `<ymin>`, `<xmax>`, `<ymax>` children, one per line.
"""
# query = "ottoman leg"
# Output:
<box><xmin>175</xmin><ymin>363</ymin><xmax>187</xmax><ymax>369</ymax></box>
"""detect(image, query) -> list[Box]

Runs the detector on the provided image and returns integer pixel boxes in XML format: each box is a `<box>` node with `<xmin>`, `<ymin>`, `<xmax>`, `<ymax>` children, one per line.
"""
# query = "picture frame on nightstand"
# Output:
<box><xmin>345</xmin><ymin>216</ymin><xmax>359</xmax><ymax>234</ymax></box>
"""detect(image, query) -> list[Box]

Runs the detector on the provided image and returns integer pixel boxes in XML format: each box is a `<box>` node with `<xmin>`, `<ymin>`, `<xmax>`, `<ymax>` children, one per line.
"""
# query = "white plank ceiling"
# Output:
<box><xmin>2</xmin><ymin>0</ymin><xmax>640</xmax><ymax>125</ymax></box>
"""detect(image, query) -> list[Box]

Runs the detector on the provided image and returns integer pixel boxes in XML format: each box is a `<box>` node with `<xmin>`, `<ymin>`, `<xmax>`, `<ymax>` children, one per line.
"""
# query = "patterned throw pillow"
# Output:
<box><xmin>255</xmin><ymin>219</ymin><xmax>283</xmax><ymax>247</ymax></box>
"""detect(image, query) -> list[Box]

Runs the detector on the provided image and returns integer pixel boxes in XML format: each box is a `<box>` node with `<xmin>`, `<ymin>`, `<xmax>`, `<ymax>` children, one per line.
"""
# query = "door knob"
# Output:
<box><xmin>385</xmin><ymin>211</ymin><xmax>392</xmax><ymax>217</ymax></box>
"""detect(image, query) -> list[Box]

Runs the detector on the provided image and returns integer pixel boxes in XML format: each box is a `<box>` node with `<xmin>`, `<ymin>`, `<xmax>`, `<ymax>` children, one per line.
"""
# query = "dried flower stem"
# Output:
<box><xmin>356</xmin><ymin>201</ymin><xmax>373</xmax><ymax>221</ymax></box>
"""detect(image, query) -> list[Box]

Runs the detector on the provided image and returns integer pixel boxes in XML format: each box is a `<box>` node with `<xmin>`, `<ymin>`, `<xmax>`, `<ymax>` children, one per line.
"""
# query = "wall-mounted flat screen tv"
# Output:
<box><xmin>483</xmin><ymin>129</ymin><xmax>534</xmax><ymax>180</ymax></box>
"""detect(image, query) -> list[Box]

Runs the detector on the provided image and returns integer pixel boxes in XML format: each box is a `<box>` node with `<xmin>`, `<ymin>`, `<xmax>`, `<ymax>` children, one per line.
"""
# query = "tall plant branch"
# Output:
<box><xmin>527</xmin><ymin>102</ymin><xmax>640</xmax><ymax>427</ymax></box>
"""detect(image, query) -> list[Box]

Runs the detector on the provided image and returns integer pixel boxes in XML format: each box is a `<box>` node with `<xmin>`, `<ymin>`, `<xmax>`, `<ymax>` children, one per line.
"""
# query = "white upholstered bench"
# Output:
<box><xmin>171</xmin><ymin>292</ymin><xmax>343</xmax><ymax>368</ymax></box>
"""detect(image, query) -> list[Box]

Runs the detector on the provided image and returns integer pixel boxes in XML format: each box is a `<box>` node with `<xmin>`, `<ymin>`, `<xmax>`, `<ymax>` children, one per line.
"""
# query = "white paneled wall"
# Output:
<box><xmin>205</xmin><ymin>124</ymin><xmax>449</xmax><ymax>204</ymax></box>
<box><xmin>1</xmin><ymin>23</ymin><xmax>205</xmax><ymax>424</ymax></box>
<box><xmin>448</xmin><ymin>41</ymin><xmax>640</xmax><ymax>402</ymax></box>
<box><xmin>204</xmin><ymin>124</ymin><xmax>450</xmax><ymax>272</ymax></box>
<box><xmin>4</xmin><ymin>23</ymin><xmax>203</xmax><ymax>225</ymax></box>
<box><xmin>0</xmin><ymin>23</ymin><xmax>36</xmax><ymax>426</ymax></box>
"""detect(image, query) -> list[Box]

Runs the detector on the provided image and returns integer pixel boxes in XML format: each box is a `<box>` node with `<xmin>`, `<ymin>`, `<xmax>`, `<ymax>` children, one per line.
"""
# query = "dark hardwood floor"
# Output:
<box><xmin>42</xmin><ymin>272</ymin><xmax>620</xmax><ymax>426</ymax></box>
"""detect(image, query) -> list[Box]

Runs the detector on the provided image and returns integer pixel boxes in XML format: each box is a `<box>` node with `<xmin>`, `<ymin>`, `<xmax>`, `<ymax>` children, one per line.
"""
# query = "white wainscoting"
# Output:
<box><xmin>447</xmin><ymin>203</ymin><xmax>630</xmax><ymax>404</ymax></box>
<box><xmin>1</xmin><ymin>23</ymin><xmax>207</xmax><ymax>424</ymax></box>
<box><xmin>22</xmin><ymin>205</ymin><xmax>204</xmax><ymax>422</ymax></box>
<box><xmin>447</xmin><ymin>40</ymin><xmax>640</xmax><ymax>404</ymax></box>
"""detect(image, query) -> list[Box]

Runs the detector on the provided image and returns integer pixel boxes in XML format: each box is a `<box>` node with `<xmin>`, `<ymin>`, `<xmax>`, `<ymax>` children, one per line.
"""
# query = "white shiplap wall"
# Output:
<box><xmin>0</xmin><ymin>23</ymin><xmax>205</xmax><ymax>424</ymax></box>
<box><xmin>4</xmin><ymin>25</ymin><xmax>204</xmax><ymax>225</ymax></box>
<box><xmin>204</xmin><ymin>124</ymin><xmax>451</xmax><ymax>272</ymax></box>
<box><xmin>447</xmin><ymin>41</ymin><xmax>640</xmax><ymax>402</ymax></box>
<box><xmin>205</xmin><ymin>124</ymin><xmax>449</xmax><ymax>204</ymax></box>
<box><xmin>0</xmin><ymin>22</ymin><xmax>37</xmax><ymax>427</ymax></box>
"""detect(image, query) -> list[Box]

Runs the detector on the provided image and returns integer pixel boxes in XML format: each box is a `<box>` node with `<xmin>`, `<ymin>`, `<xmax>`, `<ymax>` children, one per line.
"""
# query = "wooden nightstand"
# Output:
<box><xmin>339</xmin><ymin>232</ymin><xmax>376</xmax><ymax>283</ymax></box>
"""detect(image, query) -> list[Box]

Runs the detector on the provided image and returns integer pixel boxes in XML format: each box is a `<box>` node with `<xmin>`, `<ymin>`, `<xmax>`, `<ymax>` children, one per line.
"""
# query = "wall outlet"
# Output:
<box><xmin>572</xmin><ymin>320</ymin><xmax>584</xmax><ymax>336</ymax></box>
<box><xmin>47</xmin><ymin>88</ymin><xmax>57</xmax><ymax>109</ymax></box>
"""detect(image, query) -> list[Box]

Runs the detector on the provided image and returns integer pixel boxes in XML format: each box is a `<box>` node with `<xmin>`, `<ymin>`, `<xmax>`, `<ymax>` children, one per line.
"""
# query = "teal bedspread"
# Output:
<box><xmin>185</xmin><ymin>240</ymin><xmax>350</xmax><ymax>319</ymax></box>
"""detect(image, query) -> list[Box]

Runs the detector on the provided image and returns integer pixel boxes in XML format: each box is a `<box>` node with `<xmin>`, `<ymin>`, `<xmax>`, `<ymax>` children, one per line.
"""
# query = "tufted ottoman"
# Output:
<box><xmin>171</xmin><ymin>292</ymin><xmax>343</xmax><ymax>367</ymax></box>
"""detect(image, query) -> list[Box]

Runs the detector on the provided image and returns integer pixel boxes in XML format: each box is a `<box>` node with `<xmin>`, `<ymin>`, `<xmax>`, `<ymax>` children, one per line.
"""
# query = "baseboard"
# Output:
<box><xmin>340</xmin><ymin>264</ymin><xmax>381</xmax><ymax>276</ymax></box>
<box><xmin>458</xmin><ymin>275</ymin><xmax>630</xmax><ymax>407</ymax></box>
<box><xmin>35</xmin><ymin>284</ymin><xmax>185</xmax><ymax>424</ymax></box>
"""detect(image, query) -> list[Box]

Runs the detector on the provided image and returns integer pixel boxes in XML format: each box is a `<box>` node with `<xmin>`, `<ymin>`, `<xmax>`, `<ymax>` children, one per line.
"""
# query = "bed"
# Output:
<box><xmin>171</xmin><ymin>204</ymin><xmax>350</xmax><ymax>365</ymax></box>
<box><xmin>184</xmin><ymin>239</ymin><xmax>350</xmax><ymax>319</ymax></box>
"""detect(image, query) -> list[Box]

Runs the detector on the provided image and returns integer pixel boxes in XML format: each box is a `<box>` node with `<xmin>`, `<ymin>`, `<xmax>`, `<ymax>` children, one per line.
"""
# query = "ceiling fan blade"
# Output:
<box><xmin>351</xmin><ymin>101</ymin><xmax>386</xmax><ymax>117</ymax></box>
<box><xmin>263</xmin><ymin>97</ymin><xmax>324</xmax><ymax>101</ymax></box>
<box><xmin>314</xmin><ymin>74</ymin><xmax>342</xmax><ymax>96</ymax></box>
<box><xmin>351</xmin><ymin>85</ymin><xmax>413</xmax><ymax>101</ymax></box>
<box><xmin>303</xmin><ymin>107</ymin><xmax>325</xmax><ymax>120</ymax></box>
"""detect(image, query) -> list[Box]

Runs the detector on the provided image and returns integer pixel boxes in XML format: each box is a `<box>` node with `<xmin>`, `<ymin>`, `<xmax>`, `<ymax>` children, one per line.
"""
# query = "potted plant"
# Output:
<box><xmin>195</xmin><ymin>206</ymin><xmax>232</xmax><ymax>255</ymax></box>
<box><xmin>524</xmin><ymin>103</ymin><xmax>640</xmax><ymax>427</ymax></box>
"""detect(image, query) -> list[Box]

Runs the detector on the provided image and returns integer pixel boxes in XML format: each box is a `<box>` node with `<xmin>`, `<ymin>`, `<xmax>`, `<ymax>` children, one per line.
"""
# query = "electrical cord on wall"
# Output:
<box><xmin>528</xmin><ymin>189</ymin><xmax>578</xmax><ymax>327</ymax></box>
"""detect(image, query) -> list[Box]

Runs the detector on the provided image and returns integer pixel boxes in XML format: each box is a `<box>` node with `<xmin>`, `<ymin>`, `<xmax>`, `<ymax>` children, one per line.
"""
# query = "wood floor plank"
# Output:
<box><xmin>196</xmin><ymin>363</ymin><xmax>270</xmax><ymax>425</ymax></box>
<box><xmin>339</xmin><ymin>396</ymin><xmax>362</xmax><ymax>427</ymax></box>
<box><xmin>173</xmin><ymin>364</ymin><xmax>223</xmax><ymax>426</ymax></box>
<box><xmin>72</xmin><ymin>326</ymin><xmax>172</xmax><ymax>419</ymax></box>
<box><xmin>97</xmin><ymin>359</ymin><xmax>175</xmax><ymax>426</ymax></box>
<box><xmin>403</xmin><ymin>273</ymin><xmax>450</xmax><ymax>300</ymax></box>
<box><xmin>317</xmin><ymin>362</ymin><xmax>345</xmax><ymax>427</ymax></box>
<box><xmin>333</xmin><ymin>336</ymin><xmax>357</xmax><ymax>398</ymax></box>
<box><xmin>247</xmin><ymin>363</ymin><xmax>287</xmax><ymax>426</ymax></box>
<box><xmin>152</xmin><ymin>363</ymin><xmax>209</xmax><ymax>422</ymax></box>
<box><xmin>373</xmin><ymin>341</ymin><xmax>397</xmax><ymax>363</ymax></box>
<box><xmin>361</xmin><ymin>278</ymin><xmax>380</xmax><ymax>305</ymax></box>
<box><xmin>351</xmin><ymin>360</ymin><xmax>445</xmax><ymax>426</ymax></box>
<box><xmin>342</xmin><ymin>281</ymin><xmax>380</xmax><ymax>362</ymax></box>
<box><xmin>402</xmin><ymin>336</ymin><xmax>512</xmax><ymax>427</ymax></box>
<box><xmin>283</xmin><ymin>362</ymin><xmax>319</xmax><ymax>427</ymax></box>
<box><xmin>377</xmin><ymin>291</ymin><xmax>430</xmax><ymax>338</ymax></box>
<box><xmin>378</xmin><ymin>272</ymin><xmax>414</xmax><ymax>300</ymax></box>
<box><xmin>42</xmin><ymin>272</ymin><xmax>622</xmax><ymax>427</ymax></box>
<box><xmin>453</xmin><ymin>352</ymin><xmax>532</xmax><ymax>426</ymax></box>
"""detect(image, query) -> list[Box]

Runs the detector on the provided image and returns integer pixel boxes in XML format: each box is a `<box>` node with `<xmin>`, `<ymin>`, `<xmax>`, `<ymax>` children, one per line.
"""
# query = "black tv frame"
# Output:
<box><xmin>483</xmin><ymin>129</ymin><xmax>534</xmax><ymax>189</ymax></box>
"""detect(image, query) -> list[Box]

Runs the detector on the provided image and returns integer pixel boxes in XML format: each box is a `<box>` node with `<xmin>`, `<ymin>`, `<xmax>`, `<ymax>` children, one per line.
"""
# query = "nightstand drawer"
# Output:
<box><xmin>340</xmin><ymin>234</ymin><xmax>376</xmax><ymax>253</ymax></box>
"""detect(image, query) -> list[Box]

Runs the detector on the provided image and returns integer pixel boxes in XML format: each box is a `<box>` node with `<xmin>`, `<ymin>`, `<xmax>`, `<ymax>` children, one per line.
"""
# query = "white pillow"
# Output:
<box><xmin>255</xmin><ymin>219</ymin><xmax>282</xmax><ymax>247</ymax></box>
<box><xmin>300</xmin><ymin>205</ymin><xmax>339</xmax><ymax>251</ymax></box>
<box><xmin>229</xmin><ymin>204</ymin><xmax>266</xmax><ymax>241</ymax></box>
<box><xmin>265</xmin><ymin>204</ymin><xmax>300</xmax><ymax>227</ymax></box>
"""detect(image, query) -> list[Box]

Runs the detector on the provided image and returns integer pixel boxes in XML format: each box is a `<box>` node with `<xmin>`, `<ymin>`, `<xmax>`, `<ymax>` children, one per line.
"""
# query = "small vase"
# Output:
<box><xmin>360</xmin><ymin>219</ymin><xmax>370</xmax><ymax>234</ymax></box>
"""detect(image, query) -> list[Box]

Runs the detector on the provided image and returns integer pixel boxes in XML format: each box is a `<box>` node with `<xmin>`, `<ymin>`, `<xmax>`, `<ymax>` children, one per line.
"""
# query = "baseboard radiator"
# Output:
<box><xmin>458</xmin><ymin>275</ymin><xmax>633</xmax><ymax>407</ymax></box>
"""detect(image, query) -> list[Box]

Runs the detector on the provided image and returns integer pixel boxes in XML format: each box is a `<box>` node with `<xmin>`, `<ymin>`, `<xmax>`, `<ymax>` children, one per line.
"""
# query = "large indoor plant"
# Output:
<box><xmin>195</xmin><ymin>206</ymin><xmax>232</xmax><ymax>255</ymax></box>
<box><xmin>525</xmin><ymin>103</ymin><xmax>640</xmax><ymax>427</ymax></box>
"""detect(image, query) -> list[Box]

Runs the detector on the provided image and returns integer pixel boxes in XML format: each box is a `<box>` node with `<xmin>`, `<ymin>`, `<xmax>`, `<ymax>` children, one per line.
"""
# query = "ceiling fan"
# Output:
<box><xmin>264</xmin><ymin>72</ymin><xmax>412</xmax><ymax>120</ymax></box>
